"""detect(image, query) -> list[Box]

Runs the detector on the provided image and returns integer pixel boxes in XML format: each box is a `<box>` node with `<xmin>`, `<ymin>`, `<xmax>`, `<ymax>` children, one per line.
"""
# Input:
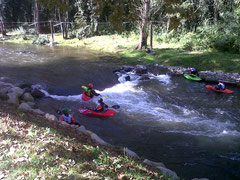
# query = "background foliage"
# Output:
<box><xmin>0</xmin><ymin>0</ymin><xmax>239</xmax><ymax>52</ymax></box>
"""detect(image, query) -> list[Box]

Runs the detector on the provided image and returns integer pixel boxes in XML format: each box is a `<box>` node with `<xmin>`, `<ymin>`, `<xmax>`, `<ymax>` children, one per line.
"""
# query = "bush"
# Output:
<box><xmin>213</xmin><ymin>35</ymin><xmax>240</xmax><ymax>53</ymax></box>
<box><xmin>32</xmin><ymin>35</ymin><xmax>50</xmax><ymax>45</ymax></box>
<box><xmin>12</xmin><ymin>26</ymin><xmax>26</xmax><ymax>36</ymax></box>
<box><xmin>27</xmin><ymin>28</ymin><xmax>36</xmax><ymax>35</ymax></box>
<box><xmin>68</xmin><ymin>30</ymin><xmax>76</xmax><ymax>39</ymax></box>
<box><xmin>77</xmin><ymin>25</ymin><xmax>93</xmax><ymax>40</ymax></box>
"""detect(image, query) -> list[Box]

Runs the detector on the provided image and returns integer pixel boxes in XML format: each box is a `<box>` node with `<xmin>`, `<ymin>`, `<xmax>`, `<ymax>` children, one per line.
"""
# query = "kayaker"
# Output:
<box><xmin>59</xmin><ymin>108</ymin><xmax>80</xmax><ymax>126</ymax></box>
<box><xmin>189</xmin><ymin>67</ymin><xmax>198</xmax><ymax>75</ymax></box>
<box><xmin>95</xmin><ymin>98</ymin><xmax>108</xmax><ymax>112</ymax></box>
<box><xmin>84</xmin><ymin>83</ymin><xmax>100</xmax><ymax>98</ymax></box>
<box><xmin>215</xmin><ymin>81</ymin><xmax>225</xmax><ymax>90</ymax></box>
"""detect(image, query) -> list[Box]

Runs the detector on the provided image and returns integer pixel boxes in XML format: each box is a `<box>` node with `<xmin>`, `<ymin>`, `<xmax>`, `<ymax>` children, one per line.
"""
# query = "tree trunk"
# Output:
<box><xmin>34</xmin><ymin>0</ymin><xmax>39</xmax><ymax>35</ymax></box>
<box><xmin>0</xmin><ymin>20</ymin><xmax>6</xmax><ymax>37</ymax></box>
<box><xmin>137</xmin><ymin>0</ymin><xmax>150</xmax><ymax>50</ymax></box>
<box><xmin>0</xmin><ymin>0</ymin><xmax>6</xmax><ymax>37</ymax></box>
<box><xmin>64</xmin><ymin>0</ymin><xmax>69</xmax><ymax>39</ymax></box>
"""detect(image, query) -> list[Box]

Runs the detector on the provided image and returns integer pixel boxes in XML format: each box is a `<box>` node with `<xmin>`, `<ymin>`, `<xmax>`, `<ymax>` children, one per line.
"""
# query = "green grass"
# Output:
<box><xmin>0</xmin><ymin>103</ymin><xmax>172</xmax><ymax>180</ymax></box>
<box><xmin>2</xmin><ymin>32</ymin><xmax>240</xmax><ymax>73</ymax></box>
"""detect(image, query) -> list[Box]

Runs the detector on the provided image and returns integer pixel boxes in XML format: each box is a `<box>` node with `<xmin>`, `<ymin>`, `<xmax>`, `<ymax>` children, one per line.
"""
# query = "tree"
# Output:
<box><xmin>93</xmin><ymin>0</ymin><xmax>164</xmax><ymax>50</ymax></box>
<box><xmin>0</xmin><ymin>0</ymin><xmax>6</xmax><ymax>37</ymax></box>
<box><xmin>34</xmin><ymin>0</ymin><xmax>39</xmax><ymax>35</ymax></box>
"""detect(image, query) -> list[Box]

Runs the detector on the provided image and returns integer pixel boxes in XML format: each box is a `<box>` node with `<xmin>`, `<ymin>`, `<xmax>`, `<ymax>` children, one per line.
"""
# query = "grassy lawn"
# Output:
<box><xmin>2</xmin><ymin>33</ymin><xmax>240</xmax><ymax>73</ymax></box>
<box><xmin>0</xmin><ymin>102</ymin><xmax>173</xmax><ymax>180</ymax></box>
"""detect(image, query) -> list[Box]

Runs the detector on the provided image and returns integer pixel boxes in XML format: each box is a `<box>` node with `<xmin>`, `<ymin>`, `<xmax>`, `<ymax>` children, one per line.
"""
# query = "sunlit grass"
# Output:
<box><xmin>2</xmin><ymin>32</ymin><xmax>240</xmax><ymax>73</ymax></box>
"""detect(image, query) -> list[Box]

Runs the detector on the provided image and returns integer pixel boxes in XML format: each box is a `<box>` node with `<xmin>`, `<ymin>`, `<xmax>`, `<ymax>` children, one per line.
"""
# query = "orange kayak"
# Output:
<box><xmin>206</xmin><ymin>85</ymin><xmax>234</xmax><ymax>94</ymax></box>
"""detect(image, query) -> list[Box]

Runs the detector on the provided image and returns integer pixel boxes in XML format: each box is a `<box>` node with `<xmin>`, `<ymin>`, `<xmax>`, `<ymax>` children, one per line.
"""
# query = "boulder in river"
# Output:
<box><xmin>134</xmin><ymin>65</ymin><xmax>148</xmax><ymax>75</ymax></box>
<box><xmin>121</xmin><ymin>65</ymin><xmax>135</xmax><ymax>73</ymax></box>
<box><xmin>31</xmin><ymin>88</ymin><xmax>45</xmax><ymax>99</ymax></box>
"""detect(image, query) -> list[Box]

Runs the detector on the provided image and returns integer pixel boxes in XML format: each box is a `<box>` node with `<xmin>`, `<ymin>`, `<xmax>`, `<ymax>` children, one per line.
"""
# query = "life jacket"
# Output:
<box><xmin>85</xmin><ymin>87</ymin><xmax>93</xmax><ymax>97</ymax></box>
<box><xmin>96</xmin><ymin>102</ymin><xmax>108</xmax><ymax>112</ymax></box>
<box><xmin>59</xmin><ymin>114</ymin><xmax>75</xmax><ymax>124</ymax></box>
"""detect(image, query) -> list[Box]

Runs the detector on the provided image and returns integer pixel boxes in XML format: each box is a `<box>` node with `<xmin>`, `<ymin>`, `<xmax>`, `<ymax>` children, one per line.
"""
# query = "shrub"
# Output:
<box><xmin>27</xmin><ymin>28</ymin><xmax>36</xmax><ymax>35</ymax></box>
<box><xmin>32</xmin><ymin>35</ymin><xmax>50</xmax><ymax>45</ymax></box>
<box><xmin>68</xmin><ymin>30</ymin><xmax>76</xmax><ymax>39</ymax></box>
<box><xmin>12</xmin><ymin>26</ymin><xmax>26</xmax><ymax>36</ymax></box>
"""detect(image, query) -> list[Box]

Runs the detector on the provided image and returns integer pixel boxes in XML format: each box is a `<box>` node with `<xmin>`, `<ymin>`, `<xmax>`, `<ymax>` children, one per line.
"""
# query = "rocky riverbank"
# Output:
<box><xmin>114</xmin><ymin>64</ymin><xmax>240</xmax><ymax>86</ymax></box>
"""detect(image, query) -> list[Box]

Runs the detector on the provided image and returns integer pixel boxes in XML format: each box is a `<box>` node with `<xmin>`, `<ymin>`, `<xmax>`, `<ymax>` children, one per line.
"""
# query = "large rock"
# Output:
<box><xmin>139</xmin><ymin>75</ymin><xmax>150</xmax><ymax>81</ymax></box>
<box><xmin>134</xmin><ymin>65</ymin><xmax>148</xmax><ymax>75</ymax></box>
<box><xmin>165</xmin><ymin>66</ymin><xmax>188</xmax><ymax>75</ymax></box>
<box><xmin>90</xmin><ymin>132</ymin><xmax>111</xmax><ymax>146</ymax></box>
<box><xmin>7</xmin><ymin>92</ymin><xmax>19</xmax><ymax>105</ymax></box>
<box><xmin>123</xmin><ymin>147</ymin><xmax>140</xmax><ymax>159</ymax></box>
<box><xmin>18</xmin><ymin>83</ymin><xmax>32</xmax><ymax>89</ymax></box>
<box><xmin>143</xmin><ymin>159</ymin><xmax>166</xmax><ymax>168</ymax></box>
<box><xmin>77</xmin><ymin>126</ymin><xmax>88</xmax><ymax>135</ymax></box>
<box><xmin>45</xmin><ymin>113</ymin><xmax>58</xmax><ymax>121</ymax></box>
<box><xmin>0</xmin><ymin>85</ymin><xmax>11</xmax><ymax>94</ymax></box>
<box><xmin>7</xmin><ymin>87</ymin><xmax>24</xmax><ymax>105</ymax></box>
<box><xmin>121</xmin><ymin>65</ymin><xmax>135</xmax><ymax>73</ymax></box>
<box><xmin>26</xmin><ymin>102</ymin><xmax>36</xmax><ymax>108</ymax></box>
<box><xmin>157</xmin><ymin>166</ymin><xmax>178</xmax><ymax>180</ymax></box>
<box><xmin>8</xmin><ymin>87</ymin><xmax>24</xmax><ymax>97</ymax></box>
<box><xmin>18</xmin><ymin>102</ymin><xmax>32</xmax><ymax>111</ymax></box>
<box><xmin>31</xmin><ymin>109</ymin><xmax>45</xmax><ymax>115</ymax></box>
<box><xmin>21</xmin><ymin>93</ymin><xmax>34</xmax><ymax>102</ymax></box>
<box><xmin>199</xmin><ymin>71</ymin><xmax>240</xmax><ymax>85</ymax></box>
<box><xmin>0</xmin><ymin>81</ymin><xmax>14</xmax><ymax>88</ymax></box>
<box><xmin>31</xmin><ymin>88</ymin><xmax>45</xmax><ymax>99</ymax></box>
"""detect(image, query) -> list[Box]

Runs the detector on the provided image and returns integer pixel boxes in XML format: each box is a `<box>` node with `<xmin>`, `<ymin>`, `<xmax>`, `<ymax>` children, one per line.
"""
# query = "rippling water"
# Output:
<box><xmin>1</xmin><ymin>42</ymin><xmax>240</xmax><ymax>179</ymax></box>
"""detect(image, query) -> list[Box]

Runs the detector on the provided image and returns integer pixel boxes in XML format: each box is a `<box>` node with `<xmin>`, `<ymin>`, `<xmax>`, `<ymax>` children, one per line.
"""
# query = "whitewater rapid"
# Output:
<box><xmin>37</xmin><ymin>72</ymin><xmax>240</xmax><ymax>138</ymax></box>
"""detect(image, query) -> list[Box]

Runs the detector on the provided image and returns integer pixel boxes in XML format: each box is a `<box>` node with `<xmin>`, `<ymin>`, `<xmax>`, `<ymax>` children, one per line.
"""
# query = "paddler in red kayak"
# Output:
<box><xmin>84</xmin><ymin>83</ymin><xmax>100</xmax><ymax>98</ymax></box>
<box><xmin>214</xmin><ymin>81</ymin><xmax>225</xmax><ymax>90</ymax></box>
<box><xmin>94</xmin><ymin>98</ymin><xmax>108</xmax><ymax>112</ymax></box>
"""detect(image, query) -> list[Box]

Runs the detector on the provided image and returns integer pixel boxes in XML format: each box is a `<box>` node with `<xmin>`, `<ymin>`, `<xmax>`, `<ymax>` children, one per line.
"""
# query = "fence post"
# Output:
<box><xmin>150</xmin><ymin>21</ymin><xmax>153</xmax><ymax>51</ymax></box>
<box><xmin>49</xmin><ymin>21</ymin><xmax>54</xmax><ymax>44</ymax></box>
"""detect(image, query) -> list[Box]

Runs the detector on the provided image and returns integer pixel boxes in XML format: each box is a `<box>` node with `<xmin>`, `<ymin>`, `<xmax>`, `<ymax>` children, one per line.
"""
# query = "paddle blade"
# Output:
<box><xmin>111</xmin><ymin>105</ymin><xmax>120</xmax><ymax>109</ymax></box>
<box><xmin>81</xmin><ymin>86</ymin><xmax>88</xmax><ymax>91</ymax></box>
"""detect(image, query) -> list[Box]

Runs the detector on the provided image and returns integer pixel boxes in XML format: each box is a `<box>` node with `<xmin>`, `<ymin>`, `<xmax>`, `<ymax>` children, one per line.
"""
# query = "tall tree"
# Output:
<box><xmin>93</xmin><ymin>0</ymin><xmax>164</xmax><ymax>49</ymax></box>
<box><xmin>34</xmin><ymin>0</ymin><xmax>39</xmax><ymax>35</ymax></box>
<box><xmin>0</xmin><ymin>0</ymin><xmax>6</xmax><ymax>37</ymax></box>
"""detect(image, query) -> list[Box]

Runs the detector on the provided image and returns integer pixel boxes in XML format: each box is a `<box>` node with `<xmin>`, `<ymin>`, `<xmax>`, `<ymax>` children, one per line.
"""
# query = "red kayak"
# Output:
<box><xmin>82</xmin><ymin>92</ymin><xmax>92</xmax><ymax>101</ymax></box>
<box><xmin>206</xmin><ymin>85</ymin><xmax>234</xmax><ymax>94</ymax></box>
<box><xmin>78</xmin><ymin>108</ymin><xmax>115</xmax><ymax>117</ymax></box>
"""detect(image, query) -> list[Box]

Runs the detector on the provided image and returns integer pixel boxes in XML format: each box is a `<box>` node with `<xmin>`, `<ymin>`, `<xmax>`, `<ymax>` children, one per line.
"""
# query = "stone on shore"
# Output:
<box><xmin>123</xmin><ymin>147</ymin><xmax>140</xmax><ymax>159</ymax></box>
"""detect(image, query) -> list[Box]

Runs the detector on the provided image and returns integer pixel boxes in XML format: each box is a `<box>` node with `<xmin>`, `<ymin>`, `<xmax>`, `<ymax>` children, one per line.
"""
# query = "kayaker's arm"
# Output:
<box><xmin>92</xmin><ymin>90</ymin><xmax>100</xmax><ymax>96</ymax></box>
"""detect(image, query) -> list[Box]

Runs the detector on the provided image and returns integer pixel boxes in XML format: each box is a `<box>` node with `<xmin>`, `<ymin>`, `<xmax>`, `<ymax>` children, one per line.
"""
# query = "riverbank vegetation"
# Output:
<box><xmin>0</xmin><ymin>102</ymin><xmax>172</xmax><ymax>180</ymax></box>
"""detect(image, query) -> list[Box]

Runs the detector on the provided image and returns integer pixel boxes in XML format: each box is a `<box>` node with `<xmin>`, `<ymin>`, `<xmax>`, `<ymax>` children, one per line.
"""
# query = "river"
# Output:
<box><xmin>1</xmin><ymin>42</ymin><xmax>240</xmax><ymax>180</ymax></box>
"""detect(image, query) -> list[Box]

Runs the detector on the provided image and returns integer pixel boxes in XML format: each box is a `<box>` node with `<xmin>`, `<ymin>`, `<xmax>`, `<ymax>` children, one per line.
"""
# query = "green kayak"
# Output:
<box><xmin>184</xmin><ymin>73</ymin><xmax>202</xmax><ymax>81</ymax></box>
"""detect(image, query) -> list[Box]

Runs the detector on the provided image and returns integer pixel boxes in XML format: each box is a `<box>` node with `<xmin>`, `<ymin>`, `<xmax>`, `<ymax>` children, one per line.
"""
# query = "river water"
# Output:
<box><xmin>1</xmin><ymin>43</ymin><xmax>240</xmax><ymax>180</ymax></box>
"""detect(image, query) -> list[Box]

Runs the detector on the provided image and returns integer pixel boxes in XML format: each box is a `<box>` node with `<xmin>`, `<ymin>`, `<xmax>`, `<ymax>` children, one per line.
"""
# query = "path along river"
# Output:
<box><xmin>1</xmin><ymin>43</ymin><xmax>240</xmax><ymax>180</ymax></box>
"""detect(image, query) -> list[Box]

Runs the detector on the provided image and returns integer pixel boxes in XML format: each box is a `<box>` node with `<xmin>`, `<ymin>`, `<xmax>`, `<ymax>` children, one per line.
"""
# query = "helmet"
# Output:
<box><xmin>98</xmin><ymin>98</ymin><xmax>103</xmax><ymax>103</ymax></box>
<box><xmin>62</xmin><ymin>108</ymin><xmax>69</xmax><ymax>115</ymax></box>
<box><xmin>89</xmin><ymin>83</ymin><xmax>93</xmax><ymax>88</ymax></box>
